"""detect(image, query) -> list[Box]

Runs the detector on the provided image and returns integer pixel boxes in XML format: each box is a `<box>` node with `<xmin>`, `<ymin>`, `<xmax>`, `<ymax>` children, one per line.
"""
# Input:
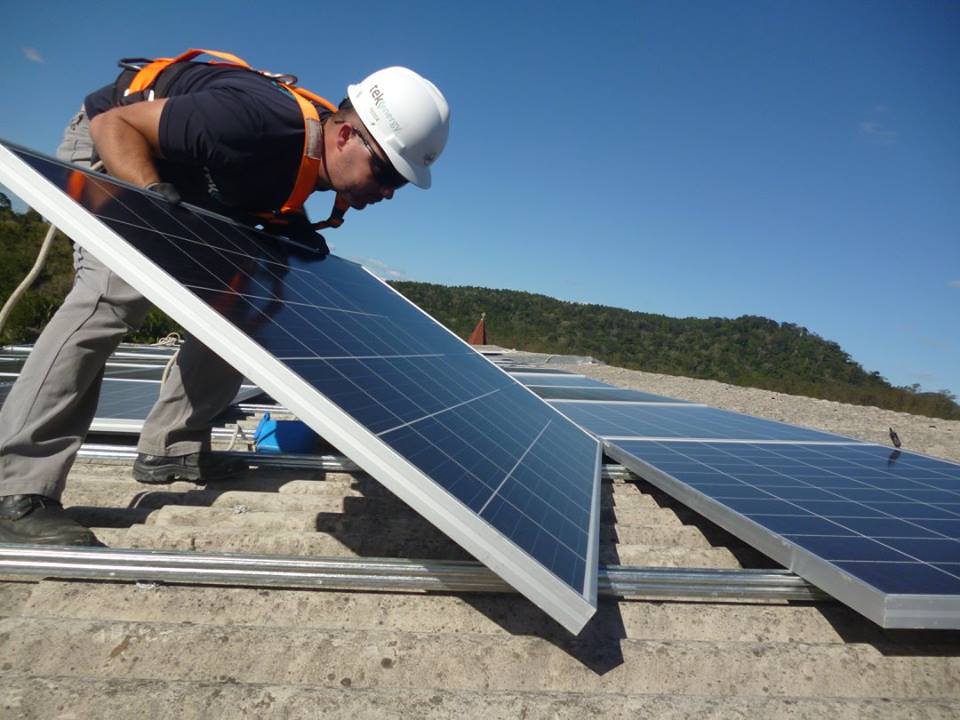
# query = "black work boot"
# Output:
<box><xmin>0</xmin><ymin>495</ymin><xmax>98</xmax><ymax>546</ymax></box>
<box><xmin>133</xmin><ymin>452</ymin><xmax>247</xmax><ymax>485</ymax></box>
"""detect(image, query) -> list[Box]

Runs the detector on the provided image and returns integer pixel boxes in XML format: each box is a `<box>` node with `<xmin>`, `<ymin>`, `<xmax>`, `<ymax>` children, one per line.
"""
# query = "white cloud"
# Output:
<box><xmin>949</xmin><ymin>280</ymin><xmax>960</xmax><ymax>289</ymax></box>
<box><xmin>347</xmin><ymin>256</ymin><xmax>410</xmax><ymax>281</ymax></box>
<box><xmin>859</xmin><ymin>120</ymin><xmax>897</xmax><ymax>145</ymax></box>
<box><xmin>22</xmin><ymin>47</ymin><xmax>44</xmax><ymax>64</ymax></box>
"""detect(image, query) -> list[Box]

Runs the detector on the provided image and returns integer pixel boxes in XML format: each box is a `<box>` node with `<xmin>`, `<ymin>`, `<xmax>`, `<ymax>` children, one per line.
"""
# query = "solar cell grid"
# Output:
<box><xmin>2</xmin><ymin>358</ymin><xmax>170</xmax><ymax>381</ymax></box>
<box><xmin>0</xmin><ymin>141</ymin><xmax>601</xmax><ymax>634</ymax></box>
<box><xmin>0</xmin><ymin>378</ymin><xmax>156</xmax><ymax>425</ymax></box>
<box><xmin>501</xmin><ymin>367</ymin><xmax>576</xmax><ymax>375</ymax></box>
<box><xmin>91</xmin><ymin>380</ymin><xmax>162</xmax><ymax>420</ymax></box>
<box><xmin>552</xmin><ymin>401</ymin><xmax>851</xmax><ymax>442</ymax></box>
<box><xmin>531</xmin><ymin>386</ymin><xmax>690</xmax><ymax>403</ymax></box>
<box><xmin>606</xmin><ymin>439</ymin><xmax>960</xmax><ymax>626</ymax></box>
<box><xmin>509</xmin><ymin>374</ymin><xmax>612</xmax><ymax>389</ymax></box>
<box><xmin>1</xmin><ymin>375</ymin><xmax>260</xmax><ymax>433</ymax></box>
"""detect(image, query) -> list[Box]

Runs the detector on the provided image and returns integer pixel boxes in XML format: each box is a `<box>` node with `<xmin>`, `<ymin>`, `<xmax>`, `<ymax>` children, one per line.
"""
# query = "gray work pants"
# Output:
<box><xmin>0</xmin><ymin>108</ymin><xmax>242</xmax><ymax>500</ymax></box>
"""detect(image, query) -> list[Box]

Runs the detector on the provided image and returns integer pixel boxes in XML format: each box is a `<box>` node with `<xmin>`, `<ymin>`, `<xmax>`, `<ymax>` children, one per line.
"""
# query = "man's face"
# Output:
<box><xmin>336</xmin><ymin>122</ymin><xmax>408</xmax><ymax>210</ymax></box>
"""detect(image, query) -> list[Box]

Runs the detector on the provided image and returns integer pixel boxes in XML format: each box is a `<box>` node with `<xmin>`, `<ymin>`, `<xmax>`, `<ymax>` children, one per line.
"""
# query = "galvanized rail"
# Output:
<box><xmin>0</xmin><ymin>544</ymin><xmax>827</xmax><ymax>602</ymax></box>
<box><xmin>76</xmin><ymin>445</ymin><xmax>361</xmax><ymax>472</ymax></box>
<box><xmin>75</xmin><ymin>445</ymin><xmax>635</xmax><ymax>481</ymax></box>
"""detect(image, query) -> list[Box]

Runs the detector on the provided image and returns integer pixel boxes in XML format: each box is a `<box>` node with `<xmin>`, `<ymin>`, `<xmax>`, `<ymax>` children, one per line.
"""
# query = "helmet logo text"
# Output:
<box><xmin>369</xmin><ymin>84</ymin><xmax>402</xmax><ymax>133</ymax></box>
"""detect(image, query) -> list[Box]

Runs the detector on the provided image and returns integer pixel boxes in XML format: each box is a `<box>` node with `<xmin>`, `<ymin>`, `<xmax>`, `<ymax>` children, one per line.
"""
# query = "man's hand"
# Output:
<box><xmin>145</xmin><ymin>181</ymin><xmax>181</xmax><ymax>205</ymax></box>
<box><xmin>264</xmin><ymin>213</ymin><xmax>330</xmax><ymax>258</ymax></box>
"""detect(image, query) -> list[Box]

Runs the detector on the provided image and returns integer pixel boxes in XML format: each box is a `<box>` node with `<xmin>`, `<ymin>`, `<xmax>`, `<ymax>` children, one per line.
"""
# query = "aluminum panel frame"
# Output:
<box><xmin>0</xmin><ymin>143</ymin><xmax>599</xmax><ymax>634</ymax></box>
<box><xmin>604</xmin><ymin>441</ymin><xmax>960</xmax><ymax>629</ymax></box>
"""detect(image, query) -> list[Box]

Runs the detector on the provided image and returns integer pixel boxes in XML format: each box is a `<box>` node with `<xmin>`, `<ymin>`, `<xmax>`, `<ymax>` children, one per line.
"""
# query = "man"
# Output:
<box><xmin>0</xmin><ymin>53</ymin><xmax>450</xmax><ymax>546</ymax></box>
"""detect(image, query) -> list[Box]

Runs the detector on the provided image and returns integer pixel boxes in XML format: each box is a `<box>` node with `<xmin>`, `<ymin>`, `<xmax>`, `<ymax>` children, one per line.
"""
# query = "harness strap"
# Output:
<box><xmin>287</xmin><ymin>86</ymin><xmax>338</xmax><ymax>114</ymax></box>
<box><xmin>280</xmin><ymin>85</ymin><xmax>348</xmax><ymax>227</ymax></box>
<box><xmin>125</xmin><ymin>49</ymin><xmax>250</xmax><ymax>95</ymax></box>
<box><xmin>279</xmin><ymin>89</ymin><xmax>322</xmax><ymax>215</ymax></box>
<box><xmin>311</xmin><ymin>193</ymin><xmax>350</xmax><ymax>229</ymax></box>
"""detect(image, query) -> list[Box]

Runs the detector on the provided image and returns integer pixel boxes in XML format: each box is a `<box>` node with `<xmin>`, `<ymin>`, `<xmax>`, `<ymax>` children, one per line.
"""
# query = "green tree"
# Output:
<box><xmin>391</xmin><ymin>281</ymin><xmax>960</xmax><ymax>421</ymax></box>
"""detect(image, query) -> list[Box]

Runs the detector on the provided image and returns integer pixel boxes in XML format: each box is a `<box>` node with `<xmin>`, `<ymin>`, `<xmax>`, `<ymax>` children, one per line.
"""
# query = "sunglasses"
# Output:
<box><xmin>338</xmin><ymin>121</ymin><xmax>408</xmax><ymax>189</ymax></box>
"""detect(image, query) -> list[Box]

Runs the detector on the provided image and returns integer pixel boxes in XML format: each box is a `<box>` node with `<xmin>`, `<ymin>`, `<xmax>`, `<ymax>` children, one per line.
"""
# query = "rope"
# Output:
<box><xmin>160</xmin><ymin>348</ymin><xmax>179</xmax><ymax>385</ymax></box>
<box><xmin>224</xmin><ymin>423</ymin><xmax>251</xmax><ymax>452</ymax></box>
<box><xmin>151</xmin><ymin>333</ymin><xmax>184</xmax><ymax>384</ymax></box>
<box><xmin>0</xmin><ymin>223</ymin><xmax>59</xmax><ymax>337</ymax></box>
<box><xmin>152</xmin><ymin>332</ymin><xmax>182</xmax><ymax>347</ymax></box>
<box><xmin>0</xmin><ymin>160</ymin><xmax>105</xmax><ymax>339</ymax></box>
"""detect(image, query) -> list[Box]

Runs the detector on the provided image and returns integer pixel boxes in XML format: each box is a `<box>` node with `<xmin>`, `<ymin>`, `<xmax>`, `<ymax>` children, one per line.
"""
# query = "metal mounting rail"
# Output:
<box><xmin>75</xmin><ymin>445</ymin><xmax>635</xmax><ymax>481</ymax></box>
<box><xmin>0</xmin><ymin>544</ymin><xmax>827</xmax><ymax>601</ymax></box>
<box><xmin>76</xmin><ymin>445</ymin><xmax>362</xmax><ymax>472</ymax></box>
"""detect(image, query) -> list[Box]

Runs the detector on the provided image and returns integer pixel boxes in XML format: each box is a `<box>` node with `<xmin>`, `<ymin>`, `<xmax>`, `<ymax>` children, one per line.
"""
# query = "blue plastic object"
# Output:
<box><xmin>253</xmin><ymin>412</ymin><xmax>318</xmax><ymax>454</ymax></box>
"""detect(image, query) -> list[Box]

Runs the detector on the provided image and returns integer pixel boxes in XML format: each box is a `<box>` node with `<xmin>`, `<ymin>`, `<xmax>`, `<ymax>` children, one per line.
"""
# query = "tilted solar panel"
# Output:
<box><xmin>0</xmin><ymin>142</ymin><xmax>601</xmax><ymax>633</ymax></box>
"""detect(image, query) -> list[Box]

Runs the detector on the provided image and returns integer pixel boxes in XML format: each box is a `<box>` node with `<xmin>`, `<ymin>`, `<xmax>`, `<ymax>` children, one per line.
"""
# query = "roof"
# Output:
<box><xmin>2</xmin><ymin>350</ymin><xmax>959</xmax><ymax>717</ymax></box>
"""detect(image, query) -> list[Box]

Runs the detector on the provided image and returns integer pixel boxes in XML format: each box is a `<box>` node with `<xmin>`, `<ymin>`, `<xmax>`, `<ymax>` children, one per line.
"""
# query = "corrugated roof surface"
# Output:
<box><xmin>2</xmin><ymin>353</ymin><xmax>959</xmax><ymax>718</ymax></box>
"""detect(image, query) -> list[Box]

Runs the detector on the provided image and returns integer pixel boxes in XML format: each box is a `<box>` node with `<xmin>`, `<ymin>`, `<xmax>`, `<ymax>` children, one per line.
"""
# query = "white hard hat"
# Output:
<box><xmin>348</xmin><ymin>67</ymin><xmax>450</xmax><ymax>189</ymax></box>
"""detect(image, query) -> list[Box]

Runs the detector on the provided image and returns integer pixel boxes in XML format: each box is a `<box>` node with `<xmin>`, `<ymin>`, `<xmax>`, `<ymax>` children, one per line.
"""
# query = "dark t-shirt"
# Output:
<box><xmin>84</xmin><ymin>64</ymin><xmax>327</xmax><ymax>214</ymax></box>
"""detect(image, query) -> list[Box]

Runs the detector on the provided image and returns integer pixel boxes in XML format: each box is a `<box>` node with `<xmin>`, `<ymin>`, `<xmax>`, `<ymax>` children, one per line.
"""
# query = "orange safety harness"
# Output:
<box><xmin>119</xmin><ymin>48</ymin><xmax>349</xmax><ymax>229</ymax></box>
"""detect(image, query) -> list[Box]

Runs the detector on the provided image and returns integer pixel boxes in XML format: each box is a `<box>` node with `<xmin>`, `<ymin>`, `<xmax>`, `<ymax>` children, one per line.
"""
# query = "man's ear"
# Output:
<box><xmin>334</xmin><ymin>121</ymin><xmax>354</xmax><ymax>150</ymax></box>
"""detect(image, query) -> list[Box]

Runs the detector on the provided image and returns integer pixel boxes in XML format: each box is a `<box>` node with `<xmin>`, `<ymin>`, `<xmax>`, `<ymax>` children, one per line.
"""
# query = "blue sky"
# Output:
<box><xmin>3</xmin><ymin>1</ymin><xmax>958</xmax><ymax>396</ymax></box>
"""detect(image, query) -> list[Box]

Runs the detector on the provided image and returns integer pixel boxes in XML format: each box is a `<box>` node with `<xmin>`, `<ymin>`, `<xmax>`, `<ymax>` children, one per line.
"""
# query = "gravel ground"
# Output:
<box><xmin>502</xmin><ymin>351</ymin><xmax>960</xmax><ymax>464</ymax></box>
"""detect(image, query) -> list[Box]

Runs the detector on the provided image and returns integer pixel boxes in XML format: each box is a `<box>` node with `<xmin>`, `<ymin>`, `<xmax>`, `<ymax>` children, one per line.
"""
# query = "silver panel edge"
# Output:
<box><xmin>603</xmin><ymin>440</ymin><xmax>960</xmax><ymax>630</ymax></box>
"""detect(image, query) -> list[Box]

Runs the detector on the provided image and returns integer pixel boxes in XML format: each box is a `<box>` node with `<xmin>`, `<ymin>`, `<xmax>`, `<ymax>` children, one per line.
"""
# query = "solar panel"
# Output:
<box><xmin>88</xmin><ymin>380</ymin><xmax>169</xmax><ymax>432</ymax></box>
<box><xmin>2</xmin><ymin>361</ymin><xmax>165</xmax><ymax>381</ymax></box>
<box><xmin>97</xmin><ymin>366</ymin><xmax>167</xmax><ymax>381</ymax></box>
<box><xmin>0</xmin><ymin>376</ymin><xmax>262</xmax><ymax>434</ymax></box>
<box><xmin>2</xmin><ymin>342</ymin><xmax>177</xmax><ymax>363</ymax></box>
<box><xmin>0</xmin><ymin>141</ymin><xmax>601</xmax><ymax>634</ymax></box>
<box><xmin>550</xmin><ymin>400</ymin><xmax>850</xmax><ymax>443</ymax></box>
<box><xmin>501</xmin><ymin>367</ymin><xmax>577</xmax><ymax>375</ymax></box>
<box><xmin>604</xmin><ymin>439</ymin><xmax>960</xmax><ymax>628</ymax></box>
<box><xmin>540</xmin><ymin>385</ymin><xmax>960</xmax><ymax>627</ymax></box>
<box><xmin>531</xmin><ymin>386</ymin><xmax>691</xmax><ymax>403</ymax></box>
<box><xmin>508</xmin><ymin>373</ymin><xmax>612</xmax><ymax>388</ymax></box>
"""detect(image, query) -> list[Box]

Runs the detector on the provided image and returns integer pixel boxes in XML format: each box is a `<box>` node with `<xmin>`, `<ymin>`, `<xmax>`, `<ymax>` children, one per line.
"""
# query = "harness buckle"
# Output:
<box><xmin>260</xmin><ymin>71</ymin><xmax>299</xmax><ymax>85</ymax></box>
<box><xmin>117</xmin><ymin>57</ymin><xmax>153</xmax><ymax>72</ymax></box>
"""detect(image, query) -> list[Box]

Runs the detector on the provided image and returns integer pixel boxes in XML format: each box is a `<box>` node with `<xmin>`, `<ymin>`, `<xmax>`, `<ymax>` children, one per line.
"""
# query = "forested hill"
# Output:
<box><xmin>0</xmin><ymin>201</ymin><xmax>204</xmax><ymax>344</ymax></box>
<box><xmin>391</xmin><ymin>281</ymin><xmax>960</xmax><ymax>421</ymax></box>
<box><xmin>1</xmin><ymin>197</ymin><xmax>956</xmax><ymax>420</ymax></box>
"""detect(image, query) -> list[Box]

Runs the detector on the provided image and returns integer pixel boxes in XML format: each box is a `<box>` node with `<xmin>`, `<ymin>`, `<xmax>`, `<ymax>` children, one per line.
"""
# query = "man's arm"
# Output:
<box><xmin>88</xmin><ymin>100</ymin><xmax>168</xmax><ymax>188</ymax></box>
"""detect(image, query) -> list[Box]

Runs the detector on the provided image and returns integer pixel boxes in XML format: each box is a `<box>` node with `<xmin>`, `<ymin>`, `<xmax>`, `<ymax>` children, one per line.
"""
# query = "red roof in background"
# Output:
<box><xmin>467</xmin><ymin>313</ymin><xmax>486</xmax><ymax>345</ymax></box>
